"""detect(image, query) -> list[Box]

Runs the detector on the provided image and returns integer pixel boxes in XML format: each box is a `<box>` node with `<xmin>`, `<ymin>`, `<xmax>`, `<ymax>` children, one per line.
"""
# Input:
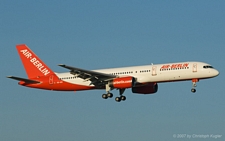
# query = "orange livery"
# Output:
<box><xmin>8</xmin><ymin>44</ymin><xmax>219</xmax><ymax>102</ymax></box>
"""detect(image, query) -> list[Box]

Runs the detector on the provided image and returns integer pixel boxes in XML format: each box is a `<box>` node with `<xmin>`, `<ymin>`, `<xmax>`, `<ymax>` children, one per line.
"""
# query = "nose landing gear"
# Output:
<box><xmin>191</xmin><ymin>88</ymin><xmax>196</xmax><ymax>93</ymax></box>
<box><xmin>191</xmin><ymin>79</ymin><xmax>198</xmax><ymax>93</ymax></box>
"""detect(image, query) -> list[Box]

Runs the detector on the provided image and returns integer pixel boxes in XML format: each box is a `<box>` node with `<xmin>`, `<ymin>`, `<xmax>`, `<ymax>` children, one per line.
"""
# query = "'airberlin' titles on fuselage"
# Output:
<box><xmin>114</xmin><ymin>80</ymin><xmax>132</xmax><ymax>84</ymax></box>
<box><xmin>20</xmin><ymin>49</ymin><xmax>50</xmax><ymax>76</ymax></box>
<box><xmin>161</xmin><ymin>63</ymin><xmax>189</xmax><ymax>69</ymax></box>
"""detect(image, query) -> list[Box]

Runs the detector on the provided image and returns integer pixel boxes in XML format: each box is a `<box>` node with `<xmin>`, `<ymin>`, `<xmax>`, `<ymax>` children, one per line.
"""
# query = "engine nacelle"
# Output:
<box><xmin>132</xmin><ymin>82</ymin><xmax>158</xmax><ymax>94</ymax></box>
<box><xmin>109</xmin><ymin>76</ymin><xmax>136</xmax><ymax>89</ymax></box>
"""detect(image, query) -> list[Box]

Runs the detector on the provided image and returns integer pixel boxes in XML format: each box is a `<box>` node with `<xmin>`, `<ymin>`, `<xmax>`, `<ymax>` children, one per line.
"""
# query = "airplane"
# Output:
<box><xmin>7</xmin><ymin>44</ymin><xmax>219</xmax><ymax>102</ymax></box>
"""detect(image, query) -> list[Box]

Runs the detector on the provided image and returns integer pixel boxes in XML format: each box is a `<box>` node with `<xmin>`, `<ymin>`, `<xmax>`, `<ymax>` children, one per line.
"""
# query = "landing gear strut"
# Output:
<box><xmin>102</xmin><ymin>83</ymin><xmax>113</xmax><ymax>99</ymax></box>
<box><xmin>191</xmin><ymin>79</ymin><xmax>198</xmax><ymax>93</ymax></box>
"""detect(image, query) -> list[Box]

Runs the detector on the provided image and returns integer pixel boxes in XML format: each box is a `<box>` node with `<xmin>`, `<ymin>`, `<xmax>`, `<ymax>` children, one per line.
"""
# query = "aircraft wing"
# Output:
<box><xmin>58</xmin><ymin>64</ymin><xmax>117</xmax><ymax>86</ymax></box>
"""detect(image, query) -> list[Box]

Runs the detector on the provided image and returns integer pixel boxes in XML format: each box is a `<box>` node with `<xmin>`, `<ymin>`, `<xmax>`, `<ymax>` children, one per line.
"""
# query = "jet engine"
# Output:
<box><xmin>132</xmin><ymin>82</ymin><xmax>158</xmax><ymax>94</ymax></box>
<box><xmin>109</xmin><ymin>76</ymin><xmax>136</xmax><ymax>89</ymax></box>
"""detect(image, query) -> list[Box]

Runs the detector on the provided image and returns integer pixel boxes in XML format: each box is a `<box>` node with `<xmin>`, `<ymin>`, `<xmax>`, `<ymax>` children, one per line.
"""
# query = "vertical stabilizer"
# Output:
<box><xmin>16</xmin><ymin>44</ymin><xmax>55</xmax><ymax>78</ymax></box>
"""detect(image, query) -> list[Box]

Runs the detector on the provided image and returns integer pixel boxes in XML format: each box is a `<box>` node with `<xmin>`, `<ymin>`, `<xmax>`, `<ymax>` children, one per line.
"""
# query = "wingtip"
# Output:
<box><xmin>58</xmin><ymin>64</ymin><xmax>65</xmax><ymax>67</ymax></box>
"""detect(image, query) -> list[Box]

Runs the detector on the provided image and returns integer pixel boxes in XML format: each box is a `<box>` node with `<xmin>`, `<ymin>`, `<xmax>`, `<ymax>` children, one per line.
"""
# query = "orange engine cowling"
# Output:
<box><xmin>132</xmin><ymin>82</ymin><xmax>158</xmax><ymax>94</ymax></box>
<box><xmin>109</xmin><ymin>76</ymin><xmax>136</xmax><ymax>89</ymax></box>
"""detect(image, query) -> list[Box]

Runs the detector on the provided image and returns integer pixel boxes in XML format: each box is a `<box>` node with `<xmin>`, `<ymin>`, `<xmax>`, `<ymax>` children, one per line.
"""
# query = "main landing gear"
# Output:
<box><xmin>115</xmin><ymin>89</ymin><xmax>126</xmax><ymax>102</ymax></box>
<box><xmin>102</xmin><ymin>84</ymin><xmax>126</xmax><ymax>102</ymax></box>
<box><xmin>102</xmin><ymin>93</ymin><xmax>113</xmax><ymax>99</ymax></box>
<box><xmin>191</xmin><ymin>79</ymin><xmax>198</xmax><ymax>93</ymax></box>
<box><xmin>102</xmin><ymin>92</ymin><xmax>126</xmax><ymax>102</ymax></box>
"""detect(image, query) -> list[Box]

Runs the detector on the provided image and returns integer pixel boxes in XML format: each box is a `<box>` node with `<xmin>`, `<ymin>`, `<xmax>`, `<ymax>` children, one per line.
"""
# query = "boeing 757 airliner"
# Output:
<box><xmin>7</xmin><ymin>44</ymin><xmax>219</xmax><ymax>102</ymax></box>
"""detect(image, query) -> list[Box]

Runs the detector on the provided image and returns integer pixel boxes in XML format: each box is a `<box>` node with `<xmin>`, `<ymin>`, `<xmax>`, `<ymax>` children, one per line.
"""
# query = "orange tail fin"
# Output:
<box><xmin>16</xmin><ymin>44</ymin><xmax>55</xmax><ymax>78</ymax></box>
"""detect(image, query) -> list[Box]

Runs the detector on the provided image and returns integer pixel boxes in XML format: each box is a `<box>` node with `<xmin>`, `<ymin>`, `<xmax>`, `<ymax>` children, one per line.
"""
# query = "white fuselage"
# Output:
<box><xmin>55</xmin><ymin>61</ymin><xmax>219</xmax><ymax>87</ymax></box>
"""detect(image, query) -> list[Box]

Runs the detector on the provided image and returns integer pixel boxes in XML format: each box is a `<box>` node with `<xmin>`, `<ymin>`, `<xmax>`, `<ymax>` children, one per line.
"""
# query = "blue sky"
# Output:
<box><xmin>1</xmin><ymin>0</ymin><xmax>225</xmax><ymax>141</ymax></box>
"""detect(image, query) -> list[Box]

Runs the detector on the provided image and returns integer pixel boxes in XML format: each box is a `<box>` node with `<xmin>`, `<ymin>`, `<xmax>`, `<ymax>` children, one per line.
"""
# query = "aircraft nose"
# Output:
<box><xmin>214</xmin><ymin>69</ymin><xmax>219</xmax><ymax>76</ymax></box>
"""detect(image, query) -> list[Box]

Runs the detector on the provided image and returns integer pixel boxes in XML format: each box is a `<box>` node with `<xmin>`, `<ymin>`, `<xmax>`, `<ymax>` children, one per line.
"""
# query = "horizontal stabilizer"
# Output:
<box><xmin>7</xmin><ymin>76</ymin><xmax>40</xmax><ymax>84</ymax></box>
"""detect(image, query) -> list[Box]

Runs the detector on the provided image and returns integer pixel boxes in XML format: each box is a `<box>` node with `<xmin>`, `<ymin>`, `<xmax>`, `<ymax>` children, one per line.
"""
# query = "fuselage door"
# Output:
<box><xmin>49</xmin><ymin>75</ymin><xmax>54</xmax><ymax>85</ymax></box>
<box><xmin>152</xmin><ymin>66</ymin><xmax>157</xmax><ymax>76</ymax></box>
<box><xmin>193</xmin><ymin>63</ymin><xmax>197</xmax><ymax>72</ymax></box>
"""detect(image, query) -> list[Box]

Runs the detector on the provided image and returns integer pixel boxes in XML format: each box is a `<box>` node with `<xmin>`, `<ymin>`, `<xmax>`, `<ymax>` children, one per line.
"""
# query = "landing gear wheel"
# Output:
<box><xmin>191</xmin><ymin>88</ymin><xmax>196</xmax><ymax>93</ymax></box>
<box><xmin>115</xmin><ymin>97</ymin><xmax>121</xmax><ymax>102</ymax></box>
<box><xmin>107</xmin><ymin>93</ymin><xmax>113</xmax><ymax>98</ymax></box>
<box><xmin>121</xmin><ymin>96</ymin><xmax>126</xmax><ymax>101</ymax></box>
<box><xmin>102</xmin><ymin>94</ymin><xmax>108</xmax><ymax>99</ymax></box>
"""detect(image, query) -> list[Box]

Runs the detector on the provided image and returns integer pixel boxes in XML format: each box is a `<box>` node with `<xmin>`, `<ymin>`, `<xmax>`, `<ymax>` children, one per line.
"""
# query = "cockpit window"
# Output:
<box><xmin>203</xmin><ymin>66</ymin><xmax>213</xmax><ymax>69</ymax></box>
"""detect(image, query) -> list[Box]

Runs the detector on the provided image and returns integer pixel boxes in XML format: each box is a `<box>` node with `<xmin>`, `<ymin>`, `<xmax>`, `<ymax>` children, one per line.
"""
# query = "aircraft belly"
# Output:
<box><xmin>157</xmin><ymin>71</ymin><xmax>192</xmax><ymax>82</ymax></box>
<box><xmin>62</xmin><ymin>79</ymin><xmax>92</xmax><ymax>86</ymax></box>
